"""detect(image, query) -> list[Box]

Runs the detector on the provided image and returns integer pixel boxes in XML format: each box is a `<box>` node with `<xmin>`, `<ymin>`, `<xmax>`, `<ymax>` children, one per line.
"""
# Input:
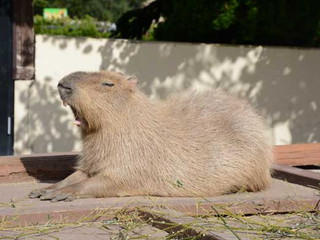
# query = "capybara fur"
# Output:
<box><xmin>29</xmin><ymin>71</ymin><xmax>273</xmax><ymax>202</ymax></box>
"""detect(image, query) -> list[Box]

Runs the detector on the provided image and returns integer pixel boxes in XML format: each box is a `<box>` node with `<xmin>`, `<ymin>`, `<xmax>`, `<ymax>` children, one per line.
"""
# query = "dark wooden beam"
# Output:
<box><xmin>139</xmin><ymin>210</ymin><xmax>226</xmax><ymax>240</ymax></box>
<box><xmin>272</xmin><ymin>163</ymin><xmax>320</xmax><ymax>188</ymax></box>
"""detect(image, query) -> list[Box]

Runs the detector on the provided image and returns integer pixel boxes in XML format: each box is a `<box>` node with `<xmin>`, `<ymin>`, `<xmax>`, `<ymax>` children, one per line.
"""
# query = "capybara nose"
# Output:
<box><xmin>57</xmin><ymin>83</ymin><xmax>73</xmax><ymax>101</ymax></box>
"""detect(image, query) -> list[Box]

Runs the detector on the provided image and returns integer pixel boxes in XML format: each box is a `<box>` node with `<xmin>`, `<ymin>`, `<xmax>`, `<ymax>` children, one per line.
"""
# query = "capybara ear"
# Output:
<box><xmin>127</xmin><ymin>75</ymin><xmax>138</xmax><ymax>90</ymax></box>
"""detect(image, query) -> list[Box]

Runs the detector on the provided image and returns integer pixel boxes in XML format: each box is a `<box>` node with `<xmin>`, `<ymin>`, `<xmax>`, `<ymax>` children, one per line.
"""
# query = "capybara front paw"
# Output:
<box><xmin>39</xmin><ymin>189</ymin><xmax>77</xmax><ymax>202</ymax></box>
<box><xmin>28</xmin><ymin>188</ymin><xmax>51</xmax><ymax>199</ymax></box>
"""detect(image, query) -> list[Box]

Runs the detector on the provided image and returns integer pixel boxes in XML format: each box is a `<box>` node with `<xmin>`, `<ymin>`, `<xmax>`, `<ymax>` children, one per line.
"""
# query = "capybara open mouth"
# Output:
<box><xmin>70</xmin><ymin>106</ymin><xmax>83</xmax><ymax>127</ymax></box>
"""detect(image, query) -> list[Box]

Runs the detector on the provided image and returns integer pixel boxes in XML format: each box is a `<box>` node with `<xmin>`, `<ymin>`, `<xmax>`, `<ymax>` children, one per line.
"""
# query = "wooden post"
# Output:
<box><xmin>12</xmin><ymin>0</ymin><xmax>35</xmax><ymax>80</ymax></box>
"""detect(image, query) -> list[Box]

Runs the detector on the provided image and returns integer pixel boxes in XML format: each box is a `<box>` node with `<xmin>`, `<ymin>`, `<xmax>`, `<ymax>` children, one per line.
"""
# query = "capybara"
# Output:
<box><xmin>29</xmin><ymin>71</ymin><xmax>273</xmax><ymax>202</ymax></box>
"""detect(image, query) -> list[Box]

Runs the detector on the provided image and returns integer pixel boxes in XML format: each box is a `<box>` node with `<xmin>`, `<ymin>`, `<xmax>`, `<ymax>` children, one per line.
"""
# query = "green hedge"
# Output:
<box><xmin>34</xmin><ymin>15</ymin><xmax>111</xmax><ymax>38</ymax></box>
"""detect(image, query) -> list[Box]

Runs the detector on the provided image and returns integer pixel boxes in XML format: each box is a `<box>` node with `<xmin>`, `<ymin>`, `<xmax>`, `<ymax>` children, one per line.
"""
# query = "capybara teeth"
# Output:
<box><xmin>73</xmin><ymin>120</ymin><xmax>81</xmax><ymax>126</ymax></box>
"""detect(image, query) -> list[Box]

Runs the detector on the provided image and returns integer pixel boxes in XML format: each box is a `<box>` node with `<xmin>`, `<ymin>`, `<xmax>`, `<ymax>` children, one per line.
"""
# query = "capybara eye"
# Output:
<box><xmin>101</xmin><ymin>82</ymin><xmax>115</xmax><ymax>87</ymax></box>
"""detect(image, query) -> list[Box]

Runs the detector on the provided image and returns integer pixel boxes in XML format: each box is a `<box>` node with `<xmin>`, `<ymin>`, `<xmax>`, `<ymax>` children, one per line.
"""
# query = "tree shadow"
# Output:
<box><xmin>15</xmin><ymin>76</ymin><xmax>81</xmax><ymax>154</ymax></box>
<box><xmin>97</xmin><ymin>39</ymin><xmax>320</xmax><ymax>144</ymax></box>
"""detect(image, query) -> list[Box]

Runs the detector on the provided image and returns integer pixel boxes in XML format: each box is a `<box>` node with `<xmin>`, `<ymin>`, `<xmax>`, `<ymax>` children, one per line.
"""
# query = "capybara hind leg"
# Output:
<box><xmin>38</xmin><ymin>176</ymin><xmax>113</xmax><ymax>202</ymax></box>
<box><xmin>29</xmin><ymin>171</ymin><xmax>88</xmax><ymax>199</ymax></box>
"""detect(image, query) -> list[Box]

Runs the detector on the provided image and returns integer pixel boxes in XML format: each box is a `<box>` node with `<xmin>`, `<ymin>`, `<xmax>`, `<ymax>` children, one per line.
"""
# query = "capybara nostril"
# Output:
<box><xmin>57</xmin><ymin>83</ymin><xmax>73</xmax><ymax>100</ymax></box>
<box><xmin>57</xmin><ymin>83</ymin><xmax>72</xmax><ymax>91</ymax></box>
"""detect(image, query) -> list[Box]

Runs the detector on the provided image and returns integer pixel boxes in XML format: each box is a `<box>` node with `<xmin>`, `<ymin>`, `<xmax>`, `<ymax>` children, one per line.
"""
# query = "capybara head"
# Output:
<box><xmin>58</xmin><ymin>71</ymin><xmax>138</xmax><ymax>131</ymax></box>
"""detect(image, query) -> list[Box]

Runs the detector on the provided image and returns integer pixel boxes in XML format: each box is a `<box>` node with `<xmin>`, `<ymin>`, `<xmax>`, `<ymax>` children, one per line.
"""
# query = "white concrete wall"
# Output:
<box><xmin>14</xmin><ymin>35</ymin><xmax>320</xmax><ymax>154</ymax></box>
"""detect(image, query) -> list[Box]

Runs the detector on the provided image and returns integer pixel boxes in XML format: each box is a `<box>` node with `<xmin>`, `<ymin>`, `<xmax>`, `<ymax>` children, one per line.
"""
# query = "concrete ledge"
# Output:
<box><xmin>0</xmin><ymin>179</ymin><xmax>318</xmax><ymax>227</ymax></box>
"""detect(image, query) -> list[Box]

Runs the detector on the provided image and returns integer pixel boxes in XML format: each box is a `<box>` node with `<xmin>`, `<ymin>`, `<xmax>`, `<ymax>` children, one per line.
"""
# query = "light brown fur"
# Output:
<box><xmin>29</xmin><ymin>71</ymin><xmax>273</xmax><ymax>202</ymax></box>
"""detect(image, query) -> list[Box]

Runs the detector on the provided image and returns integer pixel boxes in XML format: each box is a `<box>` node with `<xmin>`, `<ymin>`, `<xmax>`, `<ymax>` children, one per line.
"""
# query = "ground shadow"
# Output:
<box><xmin>20</xmin><ymin>153</ymin><xmax>77</xmax><ymax>182</ymax></box>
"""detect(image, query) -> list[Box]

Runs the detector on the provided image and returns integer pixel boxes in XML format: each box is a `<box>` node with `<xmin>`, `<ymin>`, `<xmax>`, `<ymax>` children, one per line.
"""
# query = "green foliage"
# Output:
<box><xmin>114</xmin><ymin>0</ymin><xmax>320</xmax><ymax>47</ymax></box>
<box><xmin>33</xmin><ymin>0</ymin><xmax>146</xmax><ymax>22</ymax></box>
<box><xmin>34</xmin><ymin>15</ymin><xmax>111</xmax><ymax>38</ymax></box>
<box><xmin>212</xmin><ymin>0</ymin><xmax>239</xmax><ymax>30</ymax></box>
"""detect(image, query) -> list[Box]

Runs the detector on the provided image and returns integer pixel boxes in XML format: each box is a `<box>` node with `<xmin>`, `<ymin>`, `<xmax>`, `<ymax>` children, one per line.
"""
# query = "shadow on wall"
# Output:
<box><xmin>97</xmin><ymin>39</ymin><xmax>320</xmax><ymax>144</ymax></box>
<box><xmin>15</xmin><ymin>36</ymin><xmax>320</xmax><ymax>153</ymax></box>
<box><xmin>15</xmin><ymin>77</ymin><xmax>81</xmax><ymax>154</ymax></box>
